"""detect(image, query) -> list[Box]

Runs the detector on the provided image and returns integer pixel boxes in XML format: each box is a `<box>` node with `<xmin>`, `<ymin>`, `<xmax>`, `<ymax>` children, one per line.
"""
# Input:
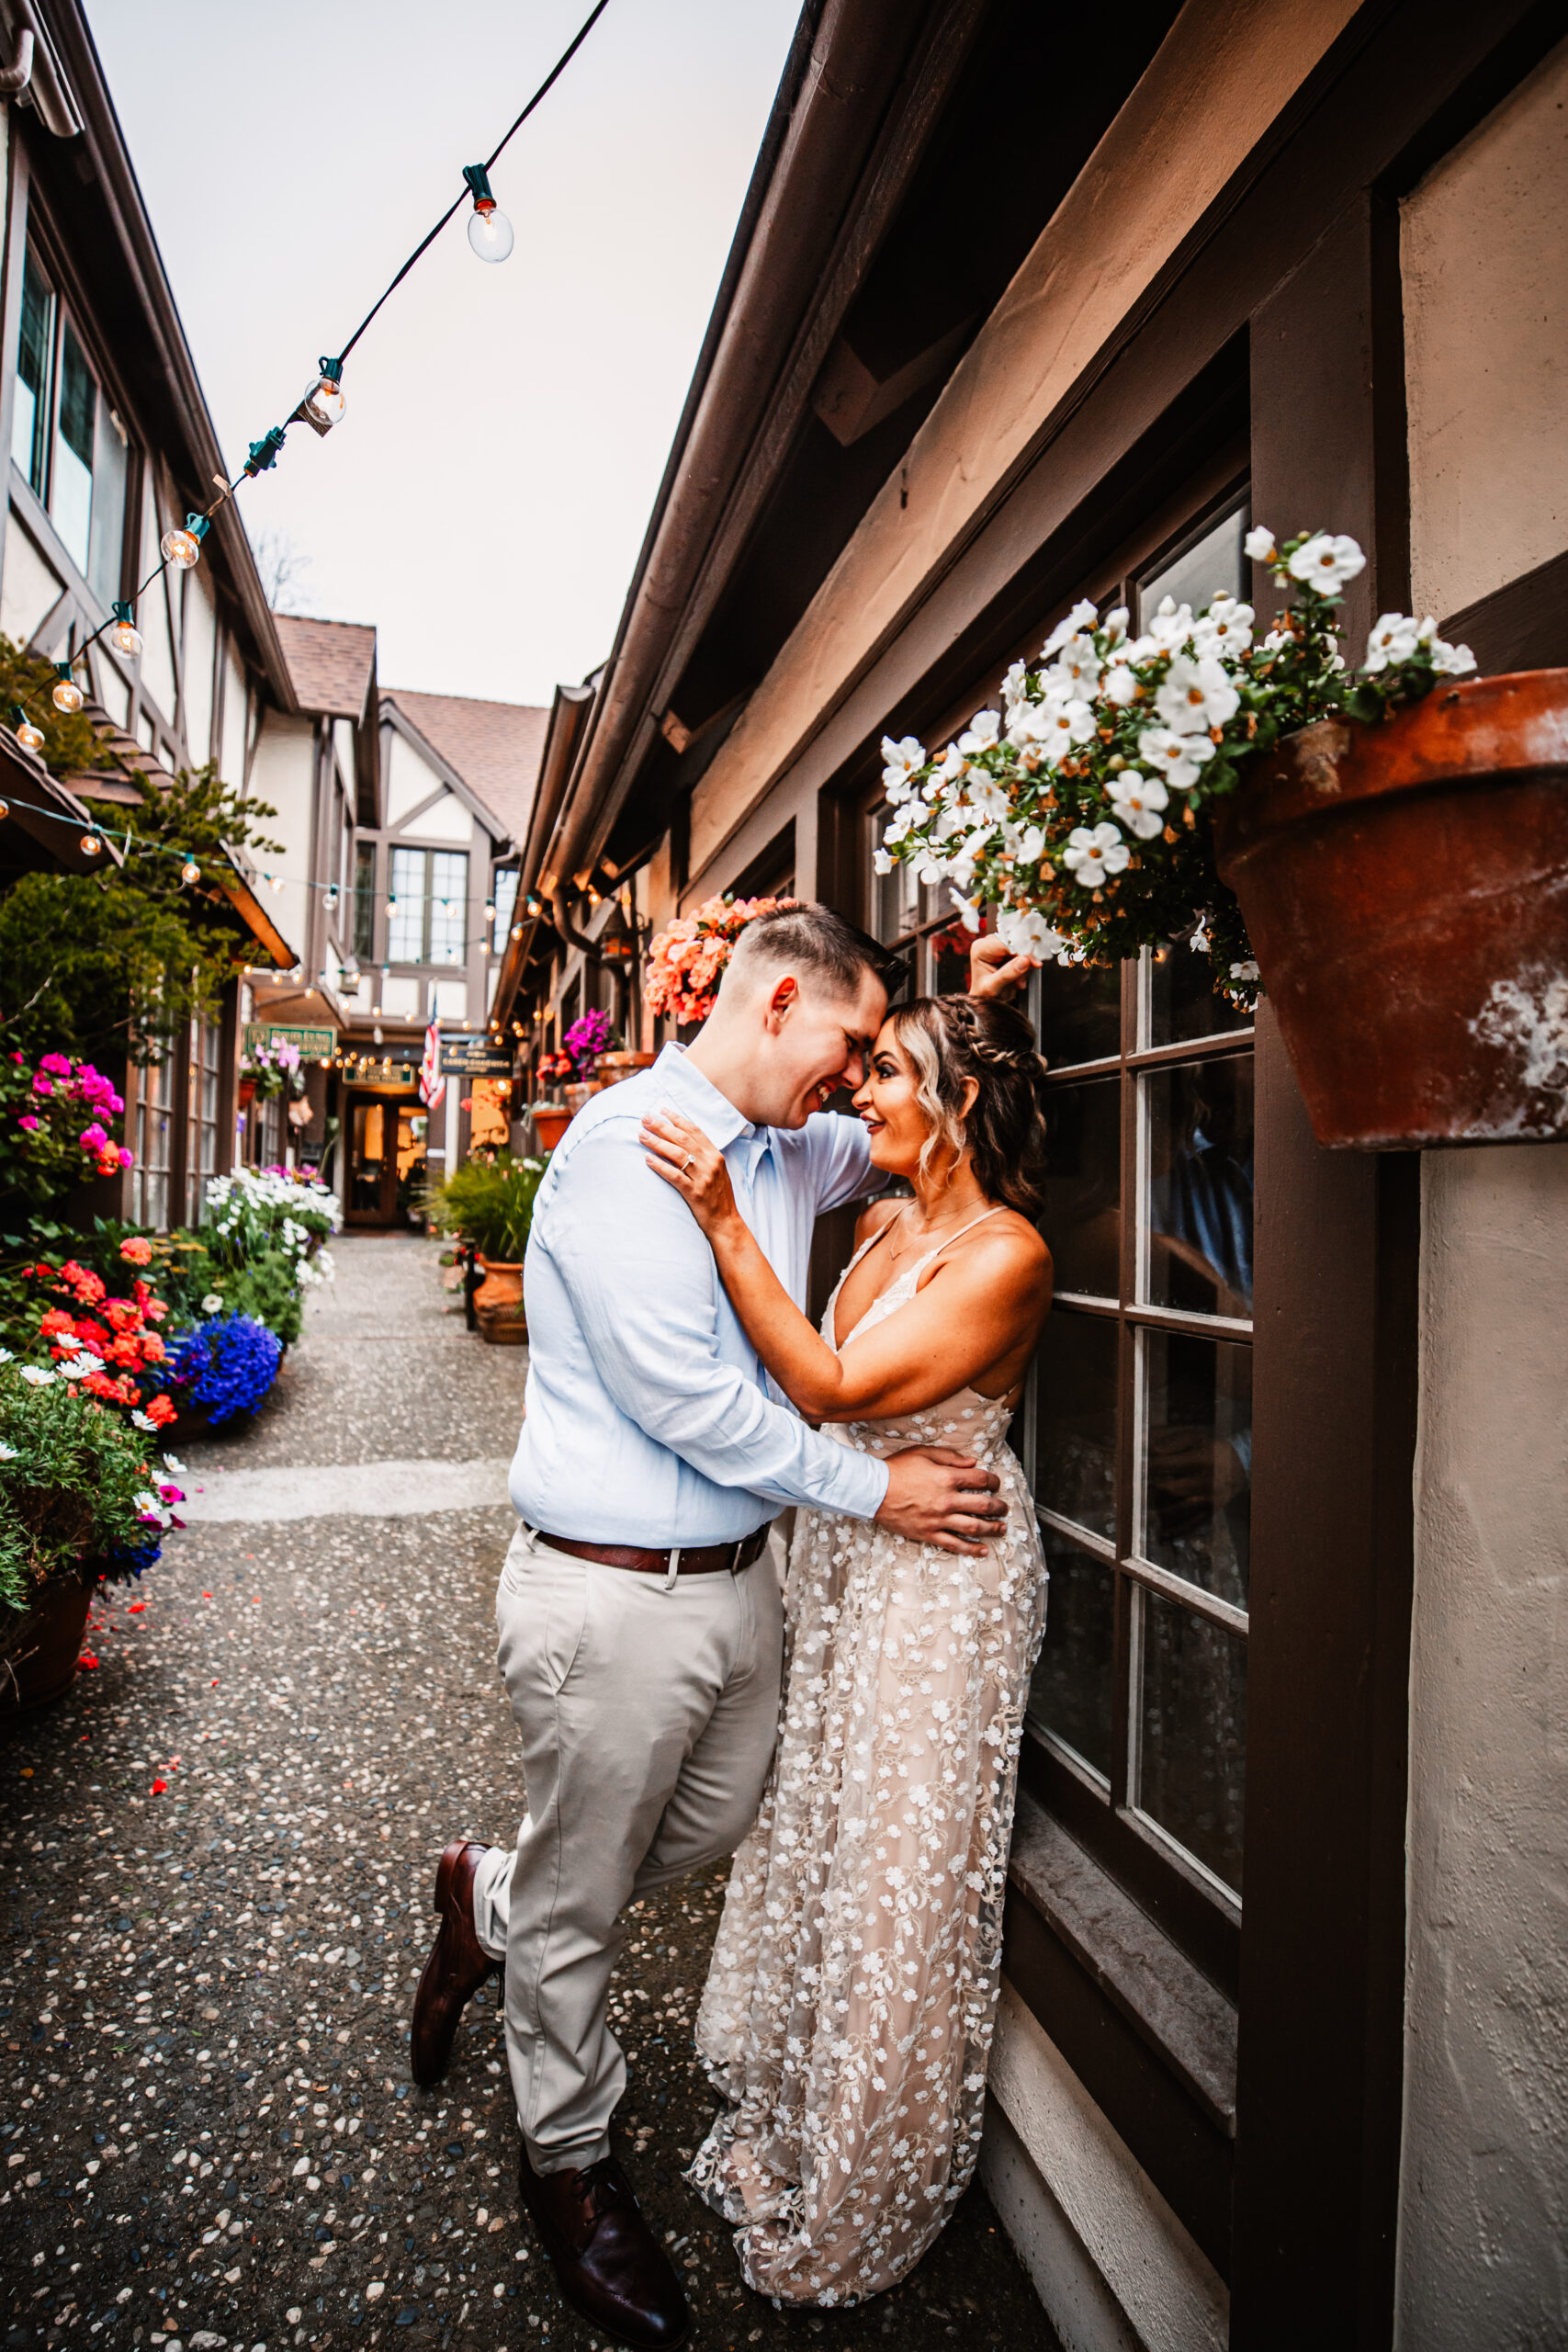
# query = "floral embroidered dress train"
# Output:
<box><xmin>686</xmin><ymin>1218</ymin><xmax>1049</xmax><ymax>2304</ymax></box>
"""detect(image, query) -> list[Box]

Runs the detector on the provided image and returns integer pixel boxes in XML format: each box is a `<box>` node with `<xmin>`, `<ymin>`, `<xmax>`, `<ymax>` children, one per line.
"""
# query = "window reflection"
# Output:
<box><xmin>1041</xmin><ymin>1077</ymin><xmax>1121</xmax><ymax>1297</ymax></box>
<box><xmin>1144</xmin><ymin>1057</ymin><xmax>1254</xmax><ymax>1315</ymax></box>
<box><xmin>1027</xmin><ymin>1527</ymin><xmax>1114</xmax><ymax>1779</ymax></box>
<box><xmin>1138</xmin><ymin>1590</ymin><xmax>1247</xmax><ymax>1893</ymax></box>
<box><xmin>1135</xmin><ymin>501</ymin><xmax>1248</xmax><ymax>631</ymax></box>
<box><xmin>1146</xmin><ymin>937</ymin><xmax>1250</xmax><ymax>1048</ymax></box>
<box><xmin>1038</xmin><ymin>956</ymin><xmax>1122</xmax><ymax>1069</ymax></box>
<box><xmin>1036</xmin><ymin>1310</ymin><xmax>1118</xmax><ymax>1542</ymax></box>
<box><xmin>1140</xmin><ymin>1331</ymin><xmax>1251</xmax><ymax>1608</ymax></box>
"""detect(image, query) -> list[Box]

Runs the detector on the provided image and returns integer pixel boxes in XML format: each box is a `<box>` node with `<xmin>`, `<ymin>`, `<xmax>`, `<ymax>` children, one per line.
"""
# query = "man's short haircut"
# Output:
<box><xmin>725</xmin><ymin>902</ymin><xmax>901</xmax><ymax>1005</ymax></box>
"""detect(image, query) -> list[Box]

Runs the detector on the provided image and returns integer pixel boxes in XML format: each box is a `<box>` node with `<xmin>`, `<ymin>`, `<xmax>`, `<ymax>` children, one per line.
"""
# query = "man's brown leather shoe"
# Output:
<box><xmin>409</xmin><ymin>1839</ymin><xmax>499</xmax><ymax>2088</ymax></box>
<box><xmin>518</xmin><ymin>2141</ymin><xmax>691</xmax><ymax>2350</ymax></box>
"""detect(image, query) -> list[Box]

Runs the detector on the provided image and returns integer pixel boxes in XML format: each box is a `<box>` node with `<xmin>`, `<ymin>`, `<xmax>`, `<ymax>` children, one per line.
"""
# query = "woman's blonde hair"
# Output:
<box><xmin>887</xmin><ymin>994</ymin><xmax>1051</xmax><ymax>1216</ymax></box>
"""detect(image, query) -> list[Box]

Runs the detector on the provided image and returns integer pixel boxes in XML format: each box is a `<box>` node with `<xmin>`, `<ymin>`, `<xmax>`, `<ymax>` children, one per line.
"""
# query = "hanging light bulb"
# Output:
<box><xmin>80</xmin><ymin>831</ymin><xmax>103</xmax><ymax>857</ymax></box>
<box><xmin>161</xmin><ymin>513</ymin><xmax>209</xmax><ymax>570</ymax></box>
<box><xmin>180</xmin><ymin>859</ymin><xmax>200</xmax><ymax>886</ymax></box>
<box><xmin>109</xmin><ymin>601</ymin><xmax>142</xmax><ymax>660</ymax></box>
<box><xmin>463</xmin><ymin>164</ymin><xmax>514</xmax><ymax>262</ymax></box>
<box><xmin>324</xmin><ymin>887</ymin><xmax>339</xmax><ymax>913</ymax></box>
<box><xmin>51</xmin><ymin>664</ymin><xmax>84</xmax><ymax>716</ymax></box>
<box><xmin>299</xmin><ymin>356</ymin><xmax>345</xmax><ymax>435</ymax></box>
<box><xmin>12</xmin><ymin>705</ymin><xmax>44</xmax><ymax>754</ymax></box>
<box><xmin>0</xmin><ymin>801</ymin><xmax>8</xmax><ymax>822</ymax></box>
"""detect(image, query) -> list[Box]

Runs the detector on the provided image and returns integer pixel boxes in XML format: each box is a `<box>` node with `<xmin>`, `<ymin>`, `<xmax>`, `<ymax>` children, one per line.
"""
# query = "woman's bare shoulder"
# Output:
<box><xmin>854</xmin><ymin>1196</ymin><xmax>905</xmax><ymax>1246</ymax></box>
<box><xmin>927</xmin><ymin>1207</ymin><xmax>1052</xmax><ymax>1285</ymax></box>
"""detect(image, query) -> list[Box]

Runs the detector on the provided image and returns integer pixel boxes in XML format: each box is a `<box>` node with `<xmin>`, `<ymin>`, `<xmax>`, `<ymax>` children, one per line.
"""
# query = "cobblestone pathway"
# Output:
<box><xmin>1</xmin><ymin>1235</ymin><xmax>1055</xmax><ymax>2352</ymax></box>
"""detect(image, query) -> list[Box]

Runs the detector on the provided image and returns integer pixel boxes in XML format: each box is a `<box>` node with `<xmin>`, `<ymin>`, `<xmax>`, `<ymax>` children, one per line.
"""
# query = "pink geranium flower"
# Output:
<box><xmin>18</xmin><ymin>1114</ymin><xmax>39</xmax><ymax>1132</ymax></box>
<box><xmin>78</xmin><ymin>1122</ymin><xmax>108</xmax><ymax>1152</ymax></box>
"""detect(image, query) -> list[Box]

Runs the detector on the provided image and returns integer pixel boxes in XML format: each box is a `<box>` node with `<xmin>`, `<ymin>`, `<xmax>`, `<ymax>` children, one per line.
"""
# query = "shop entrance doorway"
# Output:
<box><xmin>345</xmin><ymin>1090</ymin><xmax>429</xmax><ymax>1227</ymax></box>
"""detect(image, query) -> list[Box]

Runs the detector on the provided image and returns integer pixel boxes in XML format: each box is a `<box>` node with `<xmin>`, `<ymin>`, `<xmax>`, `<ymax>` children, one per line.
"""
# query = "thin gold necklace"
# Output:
<box><xmin>884</xmin><ymin>1196</ymin><xmax>987</xmax><ymax>1270</ymax></box>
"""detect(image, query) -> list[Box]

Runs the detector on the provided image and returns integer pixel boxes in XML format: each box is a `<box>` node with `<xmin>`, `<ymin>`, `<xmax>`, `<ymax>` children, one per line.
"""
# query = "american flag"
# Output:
<box><xmin>419</xmin><ymin>1020</ymin><xmax>446</xmax><ymax>1111</ymax></box>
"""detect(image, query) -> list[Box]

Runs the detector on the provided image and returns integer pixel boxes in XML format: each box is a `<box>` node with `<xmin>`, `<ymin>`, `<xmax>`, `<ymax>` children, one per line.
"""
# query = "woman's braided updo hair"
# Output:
<box><xmin>887</xmin><ymin>993</ymin><xmax>1051</xmax><ymax>1218</ymax></box>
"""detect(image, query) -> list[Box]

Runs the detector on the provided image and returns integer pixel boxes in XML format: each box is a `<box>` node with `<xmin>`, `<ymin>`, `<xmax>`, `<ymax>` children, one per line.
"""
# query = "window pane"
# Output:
<box><xmin>88</xmin><ymin>401</ymin><xmax>129</xmax><ymax>608</ymax></box>
<box><xmin>14</xmin><ymin>249</ymin><xmax>52</xmax><ymax>493</ymax></box>
<box><xmin>1140</xmin><ymin>1330</ymin><xmax>1251</xmax><ymax>1609</ymax></box>
<box><xmin>1041</xmin><ymin>1076</ymin><xmax>1121</xmax><ymax>1297</ymax></box>
<box><xmin>1135</xmin><ymin>501</ymin><xmax>1247</xmax><ymax>630</ymax></box>
<box><xmin>388</xmin><ymin>846</ymin><xmax>425</xmax><ymax>963</ymax></box>
<box><xmin>1038</xmin><ymin>956</ymin><xmax>1122</xmax><ymax>1068</ymax></box>
<box><xmin>492</xmin><ymin>866</ymin><xmax>520</xmax><ymax>944</ymax></box>
<box><xmin>1027</xmin><ymin>1526</ymin><xmax>1114</xmax><ymax>1780</ymax></box>
<box><xmin>1036</xmin><ymin>1308</ymin><xmax>1118</xmax><ymax>1542</ymax></box>
<box><xmin>354</xmin><ymin>842</ymin><xmax>376</xmax><ymax>958</ymax></box>
<box><xmin>1145</xmin><ymin>936</ymin><xmax>1249</xmax><ymax>1047</ymax></box>
<box><xmin>1137</xmin><ymin>1589</ymin><xmax>1247</xmax><ymax>1894</ymax></box>
<box><xmin>871</xmin><ymin>815</ymin><xmax>920</xmax><ymax>944</ymax></box>
<box><xmin>52</xmin><ymin>319</ymin><xmax>96</xmax><ymax>574</ymax></box>
<box><xmin>880</xmin><ymin>940</ymin><xmax>915</xmax><ymax>1008</ymax></box>
<box><xmin>1143</xmin><ymin>1054</ymin><xmax>1254</xmax><ymax>1315</ymax></box>
<box><xmin>428</xmin><ymin>851</ymin><xmax>468</xmax><ymax>966</ymax></box>
<box><xmin>928</xmin><ymin>910</ymin><xmax>975</xmax><ymax>998</ymax></box>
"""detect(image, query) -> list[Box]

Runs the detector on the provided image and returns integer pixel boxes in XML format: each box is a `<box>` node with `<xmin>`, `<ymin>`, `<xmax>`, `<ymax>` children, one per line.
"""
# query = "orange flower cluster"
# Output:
<box><xmin>643</xmin><ymin>894</ymin><xmax>798</xmax><ymax>1026</ymax></box>
<box><xmin>32</xmin><ymin>1257</ymin><xmax>176</xmax><ymax>1423</ymax></box>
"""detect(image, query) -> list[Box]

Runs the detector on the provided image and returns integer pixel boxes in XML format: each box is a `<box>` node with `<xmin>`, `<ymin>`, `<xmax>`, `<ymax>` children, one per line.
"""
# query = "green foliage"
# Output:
<box><xmin>424</xmin><ymin>1150</ymin><xmax>547</xmax><ymax>1263</ymax></box>
<box><xmin>0</xmin><ymin>757</ymin><xmax>284</xmax><ymax>1068</ymax></box>
<box><xmin>0</xmin><ymin>633</ymin><xmax>111</xmax><ymax>779</ymax></box>
<box><xmin>0</xmin><ymin>1362</ymin><xmax>169</xmax><ymax>1611</ymax></box>
<box><xmin>219</xmin><ymin>1250</ymin><xmax>306</xmax><ymax>1347</ymax></box>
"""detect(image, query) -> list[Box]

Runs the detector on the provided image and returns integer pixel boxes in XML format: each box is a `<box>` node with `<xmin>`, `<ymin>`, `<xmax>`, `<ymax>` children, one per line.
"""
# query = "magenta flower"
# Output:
<box><xmin>78</xmin><ymin>1122</ymin><xmax>109</xmax><ymax>1152</ymax></box>
<box><xmin>118</xmin><ymin>1146</ymin><xmax>133</xmax><ymax>1169</ymax></box>
<box><xmin>38</xmin><ymin>1052</ymin><xmax>73</xmax><ymax>1077</ymax></box>
<box><xmin>32</xmin><ymin>1073</ymin><xmax>53</xmax><ymax>1095</ymax></box>
<box><xmin>18</xmin><ymin>1114</ymin><xmax>39</xmax><ymax>1132</ymax></box>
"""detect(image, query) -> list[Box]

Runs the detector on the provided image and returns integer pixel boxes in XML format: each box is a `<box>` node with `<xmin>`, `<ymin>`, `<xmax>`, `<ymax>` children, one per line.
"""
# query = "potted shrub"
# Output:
<box><xmin>877</xmin><ymin>530</ymin><xmax>1564</xmax><ymax>1148</ymax></box>
<box><xmin>0</xmin><ymin>1358</ymin><xmax>183</xmax><ymax>1711</ymax></box>
<box><xmin>423</xmin><ymin>1151</ymin><xmax>546</xmax><ymax>1344</ymax></box>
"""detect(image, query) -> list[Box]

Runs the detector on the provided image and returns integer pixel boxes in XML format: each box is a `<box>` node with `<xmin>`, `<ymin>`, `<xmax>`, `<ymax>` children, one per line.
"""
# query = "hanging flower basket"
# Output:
<box><xmin>1214</xmin><ymin>668</ymin><xmax>1568</xmax><ymax>1147</ymax></box>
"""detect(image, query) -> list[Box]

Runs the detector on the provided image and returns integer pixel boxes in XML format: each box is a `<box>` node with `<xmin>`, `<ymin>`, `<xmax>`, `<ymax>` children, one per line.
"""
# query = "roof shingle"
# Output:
<box><xmin>380</xmin><ymin>687</ymin><xmax>549</xmax><ymax>847</ymax></box>
<box><xmin>275</xmin><ymin>614</ymin><xmax>377</xmax><ymax>718</ymax></box>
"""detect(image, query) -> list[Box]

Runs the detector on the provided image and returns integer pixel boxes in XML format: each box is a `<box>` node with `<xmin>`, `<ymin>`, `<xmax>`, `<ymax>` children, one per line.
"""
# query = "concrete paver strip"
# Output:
<box><xmin>181</xmin><ymin>1459</ymin><xmax>515</xmax><ymax>1523</ymax></box>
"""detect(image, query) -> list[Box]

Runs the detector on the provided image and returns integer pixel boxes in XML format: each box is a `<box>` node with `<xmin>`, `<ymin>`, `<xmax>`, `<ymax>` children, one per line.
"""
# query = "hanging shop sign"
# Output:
<box><xmin>244</xmin><ymin>1023</ymin><xmax>337</xmax><ymax>1058</ymax></box>
<box><xmin>439</xmin><ymin>1038</ymin><xmax>515</xmax><ymax>1076</ymax></box>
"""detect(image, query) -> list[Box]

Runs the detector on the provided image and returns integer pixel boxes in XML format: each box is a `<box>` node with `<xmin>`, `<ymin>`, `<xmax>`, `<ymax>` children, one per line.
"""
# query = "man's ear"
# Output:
<box><xmin>764</xmin><ymin>975</ymin><xmax>798</xmax><ymax>1032</ymax></box>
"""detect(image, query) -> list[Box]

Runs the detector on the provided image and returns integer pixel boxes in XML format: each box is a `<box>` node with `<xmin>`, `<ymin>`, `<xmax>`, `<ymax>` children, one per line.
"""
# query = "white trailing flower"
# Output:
<box><xmin>1046</xmin><ymin>637</ymin><xmax>1103</xmax><ymax>695</ymax></box>
<box><xmin>880</xmin><ymin>735</ymin><xmax>927</xmax><ymax>800</ymax></box>
<box><xmin>964</xmin><ymin>773</ymin><xmax>1013</xmax><ymax>824</ymax></box>
<box><xmin>1144</xmin><ymin>595</ymin><xmax>1199</xmax><ymax>653</ymax></box>
<box><xmin>201</xmin><ymin>1292</ymin><xmax>223</xmax><ymax>1314</ymax></box>
<box><xmin>1000</xmin><ymin>660</ymin><xmax>1030</xmax><ymax>713</ymax></box>
<box><xmin>1102</xmin><ymin>662</ymin><xmax>1140</xmax><ymax>708</ymax></box>
<box><xmin>1040</xmin><ymin>598</ymin><xmax>1099</xmax><ymax>661</ymax></box>
<box><xmin>1363</xmin><ymin>613</ymin><xmax>1420</xmax><ymax>672</ymax></box>
<box><xmin>1107</xmin><ymin>771</ymin><xmax>1171</xmax><ymax>839</ymax></box>
<box><xmin>1136</xmin><ymin>725</ymin><xmax>1217</xmax><ymax>790</ymax></box>
<box><xmin>872</xmin><ymin>845</ymin><xmax>894</xmax><ymax>876</ymax></box>
<box><xmin>997</xmin><ymin>905</ymin><xmax>1069</xmax><ymax>960</ymax></box>
<box><xmin>1428</xmin><ymin>635</ymin><xmax>1476</xmax><ymax>675</ymax></box>
<box><xmin>1190</xmin><ymin>915</ymin><xmax>1213</xmax><ymax>955</ymax></box>
<box><xmin>1033</xmin><ymin>696</ymin><xmax>1097</xmax><ymax>761</ymax></box>
<box><xmin>1155</xmin><ymin>653</ymin><xmax>1240</xmax><ymax>734</ymax></box>
<box><xmin>957</xmin><ymin>708</ymin><xmax>1002</xmax><ymax>755</ymax></box>
<box><xmin>1190</xmin><ymin>595</ymin><xmax>1255</xmax><ymax>656</ymax></box>
<box><xmin>1101</xmin><ymin>605</ymin><xmax>1130</xmax><ymax>647</ymax></box>
<box><xmin>1062</xmin><ymin>823</ymin><xmax>1131</xmax><ymax>888</ymax></box>
<box><xmin>1243</xmin><ymin>524</ymin><xmax>1277</xmax><ymax>563</ymax></box>
<box><xmin>1288</xmin><ymin>532</ymin><xmax>1366</xmax><ymax>593</ymax></box>
<box><xmin>1230</xmin><ymin>960</ymin><xmax>1260</xmax><ymax>983</ymax></box>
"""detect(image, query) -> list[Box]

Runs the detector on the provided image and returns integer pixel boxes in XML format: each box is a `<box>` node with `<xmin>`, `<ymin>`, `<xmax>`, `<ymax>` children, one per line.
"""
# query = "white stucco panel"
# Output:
<box><xmin>399</xmin><ymin>788</ymin><xmax>474</xmax><ymax>846</ymax></box>
<box><xmin>386</xmin><ymin>730</ymin><xmax>442</xmax><ymax>828</ymax></box>
<box><xmin>0</xmin><ymin>512</ymin><xmax>62</xmax><ymax>648</ymax></box>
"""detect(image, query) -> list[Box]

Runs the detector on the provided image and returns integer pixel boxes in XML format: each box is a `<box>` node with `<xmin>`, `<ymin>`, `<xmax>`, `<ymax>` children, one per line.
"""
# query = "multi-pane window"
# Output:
<box><xmin>185</xmin><ymin>1016</ymin><xmax>222</xmax><ymax>1223</ymax></box>
<box><xmin>132</xmin><ymin>1057</ymin><xmax>174</xmax><ymax>1230</ymax></box>
<box><xmin>10</xmin><ymin>243</ymin><xmax>129</xmax><ymax>606</ymax></box>
<box><xmin>866</xmin><ymin>854</ymin><xmax>979</xmax><ymax>1001</ymax></box>
<box><xmin>1025</xmin><ymin>944</ymin><xmax>1253</xmax><ymax>1907</ymax></box>
<box><xmin>388</xmin><ymin>846</ymin><xmax>468</xmax><ymax>965</ymax></box>
<box><xmin>354</xmin><ymin>842</ymin><xmax>376</xmax><ymax>959</ymax></box>
<box><xmin>13</xmin><ymin>247</ymin><xmax>52</xmax><ymax>495</ymax></box>
<box><xmin>491</xmin><ymin>865</ymin><xmax>520</xmax><ymax>948</ymax></box>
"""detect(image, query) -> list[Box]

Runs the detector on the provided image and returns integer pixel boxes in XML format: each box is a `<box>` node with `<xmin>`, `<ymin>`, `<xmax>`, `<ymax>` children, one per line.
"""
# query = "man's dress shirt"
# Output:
<box><xmin>509</xmin><ymin>1045</ymin><xmax>890</xmax><ymax>1544</ymax></box>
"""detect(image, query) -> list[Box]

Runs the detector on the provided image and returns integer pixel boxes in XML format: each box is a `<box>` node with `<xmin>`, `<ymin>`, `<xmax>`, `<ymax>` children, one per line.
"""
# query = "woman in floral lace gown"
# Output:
<box><xmin>640</xmin><ymin>993</ymin><xmax>1053</xmax><ymax>2308</ymax></box>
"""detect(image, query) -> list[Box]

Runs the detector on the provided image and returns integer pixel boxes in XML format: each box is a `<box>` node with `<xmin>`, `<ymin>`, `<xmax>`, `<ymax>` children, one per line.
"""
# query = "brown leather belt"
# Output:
<box><xmin>534</xmin><ymin>1527</ymin><xmax>771</xmax><ymax>1578</ymax></box>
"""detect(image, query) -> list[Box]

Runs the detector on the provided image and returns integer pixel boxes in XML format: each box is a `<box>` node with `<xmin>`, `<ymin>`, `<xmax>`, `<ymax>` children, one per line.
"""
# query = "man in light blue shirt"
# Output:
<box><xmin>410</xmin><ymin>906</ymin><xmax>1013</xmax><ymax>2348</ymax></box>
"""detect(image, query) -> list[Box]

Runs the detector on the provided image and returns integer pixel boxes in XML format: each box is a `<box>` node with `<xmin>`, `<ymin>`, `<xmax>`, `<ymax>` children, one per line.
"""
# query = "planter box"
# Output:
<box><xmin>0</xmin><ymin>1577</ymin><xmax>92</xmax><ymax>1713</ymax></box>
<box><xmin>1215</xmin><ymin>669</ymin><xmax>1568</xmax><ymax>1148</ymax></box>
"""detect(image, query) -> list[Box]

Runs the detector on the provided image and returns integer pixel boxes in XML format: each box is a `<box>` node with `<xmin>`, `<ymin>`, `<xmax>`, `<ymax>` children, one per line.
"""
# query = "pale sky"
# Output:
<box><xmin>84</xmin><ymin>0</ymin><xmax>802</xmax><ymax>709</ymax></box>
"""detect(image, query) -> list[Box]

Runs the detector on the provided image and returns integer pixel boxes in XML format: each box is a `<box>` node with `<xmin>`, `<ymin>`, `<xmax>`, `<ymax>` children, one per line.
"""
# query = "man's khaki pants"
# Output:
<box><xmin>470</xmin><ymin>1525</ymin><xmax>784</xmax><ymax>2174</ymax></box>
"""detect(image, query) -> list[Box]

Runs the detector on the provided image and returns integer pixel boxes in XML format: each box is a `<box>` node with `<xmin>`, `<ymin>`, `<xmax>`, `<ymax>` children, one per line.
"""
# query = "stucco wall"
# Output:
<box><xmin>1394</xmin><ymin>40</ymin><xmax>1568</xmax><ymax>2348</ymax></box>
<box><xmin>1401</xmin><ymin>37</ymin><xmax>1568</xmax><ymax>623</ymax></box>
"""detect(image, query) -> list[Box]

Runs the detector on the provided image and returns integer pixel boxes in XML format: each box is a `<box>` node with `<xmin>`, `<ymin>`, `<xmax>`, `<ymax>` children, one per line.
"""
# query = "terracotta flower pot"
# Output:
<box><xmin>238</xmin><ymin>1076</ymin><xmax>257</xmax><ymax>1109</ymax></box>
<box><xmin>531</xmin><ymin>1105</ymin><xmax>571</xmax><ymax>1152</ymax></box>
<box><xmin>597</xmin><ymin>1051</ymin><xmax>657</xmax><ymax>1087</ymax></box>
<box><xmin>473</xmin><ymin>1257</ymin><xmax>527</xmax><ymax>1347</ymax></box>
<box><xmin>1213</xmin><ymin>669</ymin><xmax>1568</xmax><ymax>1148</ymax></box>
<box><xmin>0</xmin><ymin>1577</ymin><xmax>93</xmax><ymax>1713</ymax></box>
